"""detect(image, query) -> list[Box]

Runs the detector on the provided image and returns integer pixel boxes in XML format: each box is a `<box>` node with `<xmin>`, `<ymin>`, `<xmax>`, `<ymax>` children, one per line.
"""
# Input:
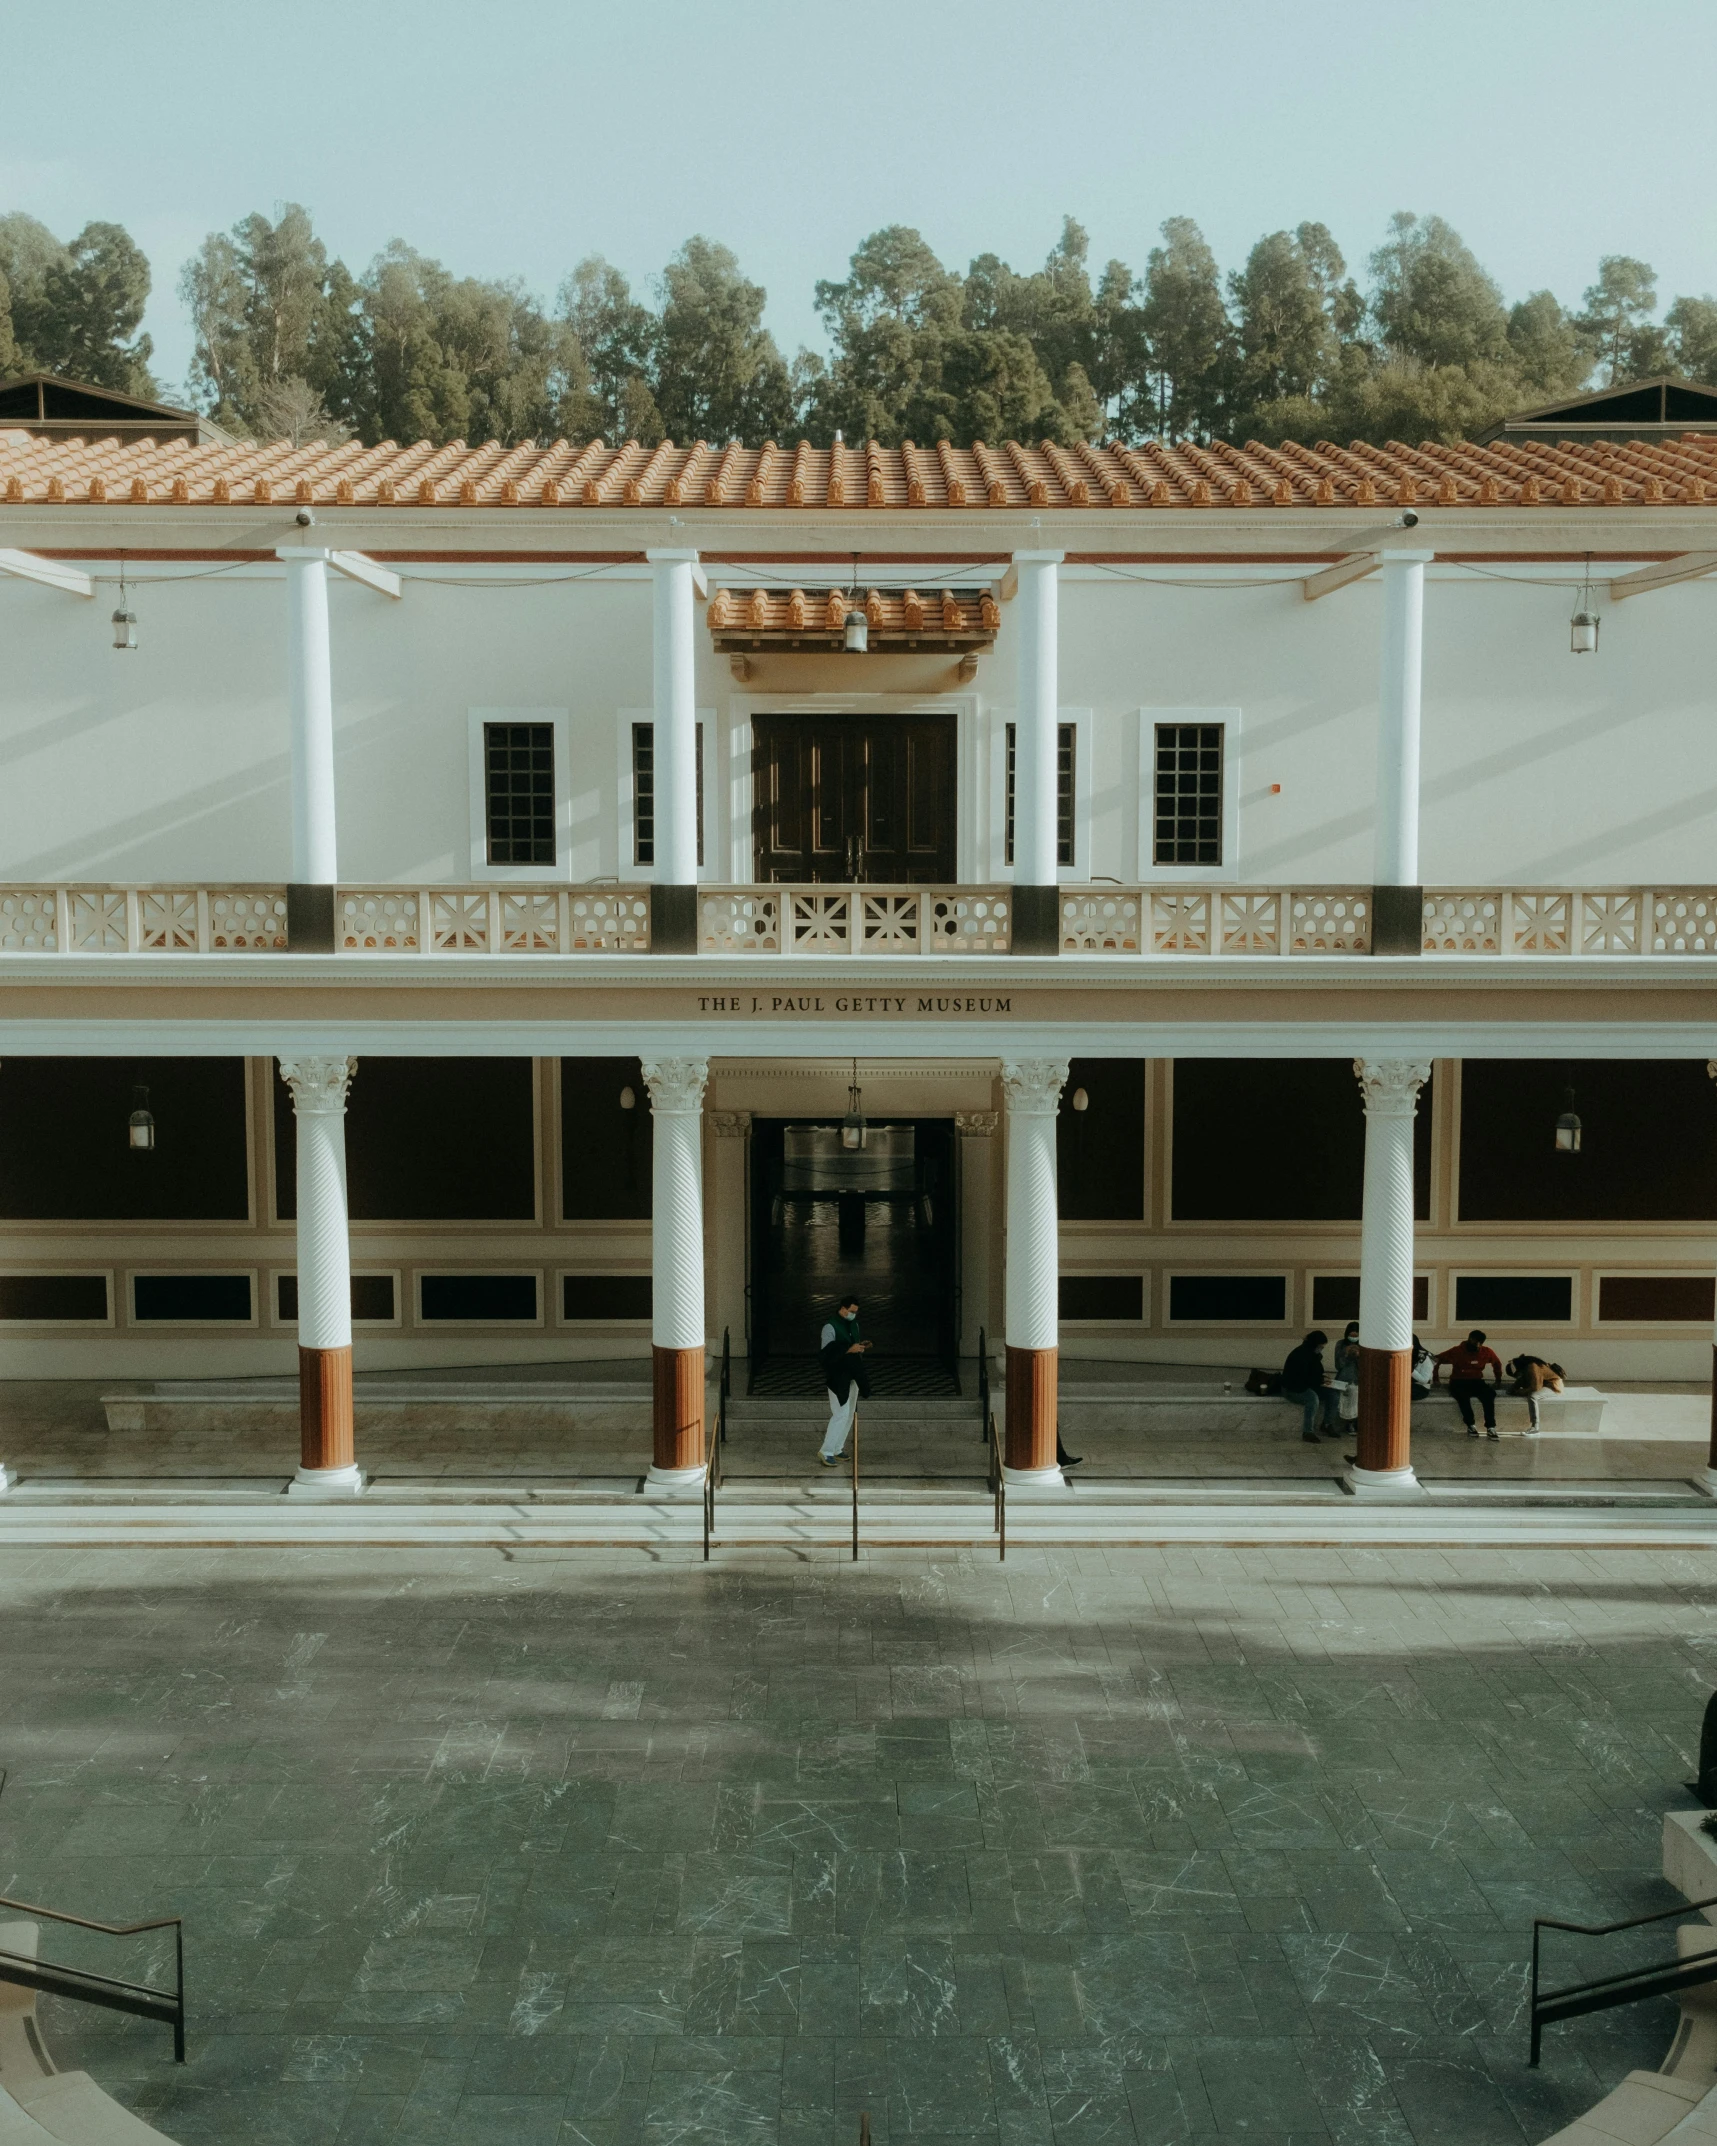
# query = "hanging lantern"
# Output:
<box><xmin>112</xmin><ymin>557</ymin><xmax>137</xmax><ymax>650</ymax></box>
<box><xmin>128</xmin><ymin>1084</ymin><xmax>155</xmax><ymax>1152</ymax></box>
<box><xmin>618</xmin><ymin>1085</ymin><xmax>636</xmax><ymax>1111</ymax></box>
<box><xmin>1070</xmin><ymin>1088</ymin><xmax>1090</xmax><ymax>1113</ymax></box>
<box><xmin>1554</xmin><ymin>1085</ymin><xmax>1582</xmax><ymax>1153</ymax></box>
<box><xmin>843</xmin><ymin>551</ymin><xmax>867</xmax><ymax>652</ymax></box>
<box><xmin>841</xmin><ymin>1059</ymin><xmax>867</xmax><ymax>1150</ymax></box>
<box><xmin>1570</xmin><ymin>554</ymin><xmax>1599</xmax><ymax>655</ymax></box>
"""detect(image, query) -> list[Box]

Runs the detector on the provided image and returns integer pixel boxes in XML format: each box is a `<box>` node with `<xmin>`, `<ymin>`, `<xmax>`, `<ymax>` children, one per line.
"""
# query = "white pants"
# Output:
<box><xmin>820</xmin><ymin>1385</ymin><xmax>857</xmax><ymax>1459</ymax></box>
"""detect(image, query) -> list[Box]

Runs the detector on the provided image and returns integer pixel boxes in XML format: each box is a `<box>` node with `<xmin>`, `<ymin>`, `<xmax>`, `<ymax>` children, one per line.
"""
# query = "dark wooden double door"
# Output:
<box><xmin>752</xmin><ymin>714</ymin><xmax>956</xmax><ymax>883</ymax></box>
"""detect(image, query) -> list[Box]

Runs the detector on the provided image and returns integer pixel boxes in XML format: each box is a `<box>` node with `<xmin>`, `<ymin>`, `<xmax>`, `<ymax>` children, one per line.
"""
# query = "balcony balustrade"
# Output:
<box><xmin>0</xmin><ymin>884</ymin><xmax>1713</xmax><ymax>958</ymax></box>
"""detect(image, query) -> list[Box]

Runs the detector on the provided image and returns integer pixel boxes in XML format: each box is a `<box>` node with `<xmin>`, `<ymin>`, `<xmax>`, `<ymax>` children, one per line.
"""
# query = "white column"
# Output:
<box><xmin>1352</xmin><ymin>1058</ymin><xmax>1431</xmax><ymax>1494</ymax></box>
<box><xmin>1012</xmin><ymin>550</ymin><xmax>1064</xmax><ymax>891</ymax></box>
<box><xmin>1376</xmin><ymin>550</ymin><xmax>1432</xmax><ymax>887</ymax></box>
<box><xmin>642</xmin><ymin>1055</ymin><xmax>709</xmax><ymax>1492</ymax></box>
<box><xmin>1001</xmin><ymin>1058</ymin><xmax>1069</xmax><ymax>1489</ymax></box>
<box><xmin>278</xmin><ymin>1056</ymin><xmax>361</xmax><ymax>1495</ymax></box>
<box><xmin>647</xmin><ymin>549</ymin><xmax>701</xmax><ymax>888</ymax></box>
<box><xmin>277</xmin><ymin>548</ymin><xmax>338</xmax><ymax>884</ymax></box>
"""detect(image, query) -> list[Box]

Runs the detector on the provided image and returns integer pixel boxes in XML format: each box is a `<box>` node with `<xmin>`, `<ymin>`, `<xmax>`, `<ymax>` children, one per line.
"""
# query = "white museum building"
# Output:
<box><xmin>2</xmin><ymin>389</ymin><xmax>1717</xmax><ymax>1502</ymax></box>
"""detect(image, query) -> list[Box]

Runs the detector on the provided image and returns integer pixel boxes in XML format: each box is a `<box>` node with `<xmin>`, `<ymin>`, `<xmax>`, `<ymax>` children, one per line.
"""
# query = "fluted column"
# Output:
<box><xmin>1011</xmin><ymin>550</ymin><xmax>1064</xmax><ymax>955</ymax></box>
<box><xmin>643</xmin><ymin>1056</ymin><xmax>709</xmax><ymax>1491</ymax></box>
<box><xmin>1372</xmin><ymin>549</ymin><xmax>1432</xmax><ymax>955</ymax></box>
<box><xmin>1002</xmin><ymin>1058</ymin><xmax>1069</xmax><ymax>1489</ymax></box>
<box><xmin>1352</xmin><ymin>1058</ymin><xmax>1430</xmax><ymax>1492</ymax></box>
<box><xmin>276</xmin><ymin>546</ymin><xmax>339</xmax><ymax>952</ymax></box>
<box><xmin>646</xmin><ymin>549</ymin><xmax>702</xmax><ymax>953</ymax></box>
<box><xmin>278</xmin><ymin>1056</ymin><xmax>361</xmax><ymax>1495</ymax></box>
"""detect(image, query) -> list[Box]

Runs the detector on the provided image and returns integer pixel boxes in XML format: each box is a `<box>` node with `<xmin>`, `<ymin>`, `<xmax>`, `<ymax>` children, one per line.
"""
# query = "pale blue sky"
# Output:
<box><xmin>8</xmin><ymin>0</ymin><xmax>1717</xmax><ymax>400</ymax></box>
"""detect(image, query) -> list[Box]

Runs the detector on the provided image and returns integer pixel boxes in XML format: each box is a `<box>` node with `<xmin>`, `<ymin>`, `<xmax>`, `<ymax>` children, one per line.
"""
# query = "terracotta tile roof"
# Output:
<box><xmin>2</xmin><ymin>428</ymin><xmax>1716</xmax><ymax>508</ymax></box>
<box><xmin>708</xmin><ymin>584</ymin><xmax>998</xmax><ymax>648</ymax></box>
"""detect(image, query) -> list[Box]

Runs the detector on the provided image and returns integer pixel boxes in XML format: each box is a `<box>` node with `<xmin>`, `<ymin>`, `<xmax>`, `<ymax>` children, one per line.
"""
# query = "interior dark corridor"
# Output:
<box><xmin>748</xmin><ymin>1118</ymin><xmax>958</xmax><ymax>1394</ymax></box>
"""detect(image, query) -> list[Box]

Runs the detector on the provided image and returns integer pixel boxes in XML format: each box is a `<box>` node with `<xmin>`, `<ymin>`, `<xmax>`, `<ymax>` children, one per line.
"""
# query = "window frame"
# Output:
<box><xmin>467</xmin><ymin>708</ymin><xmax>572</xmax><ymax>883</ymax></box>
<box><xmin>990</xmin><ymin>707</ymin><xmax>1093</xmax><ymax>881</ymax></box>
<box><xmin>617</xmin><ymin>708</ymin><xmax>713</xmax><ymax>882</ymax></box>
<box><xmin>1136</xmin><ymin>707</ymin><xmax>1241</xmax><ymax>883</ymax></box>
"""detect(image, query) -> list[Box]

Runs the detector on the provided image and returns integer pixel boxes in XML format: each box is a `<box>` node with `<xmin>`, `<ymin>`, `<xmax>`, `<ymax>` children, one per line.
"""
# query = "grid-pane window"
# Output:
<box><xmin>1153</xmin><ymin>722</ymin><xmax>1223</xmax><ymax>866</ymax></box>
<box><xmin>632</xmin><ymin>722</ymin><xmax>704</xmax><ymax>868</ymax></box>
<box><xmin>484</xmin><ymin>723</ymin><xmax>555</xmax><ymax>866</ymax></box>
<box><xmin>1004</xmin><ymin>722</ymin><xmax>1074</xmax><ymax>868</ymax></box>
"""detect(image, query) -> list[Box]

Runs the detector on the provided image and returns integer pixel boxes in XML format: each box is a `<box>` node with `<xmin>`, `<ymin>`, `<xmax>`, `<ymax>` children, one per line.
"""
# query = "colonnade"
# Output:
<box><xmin>251</xmin><ymin>1046</ymin><xmax>1443</xmax><ymax>1500</ymax></box>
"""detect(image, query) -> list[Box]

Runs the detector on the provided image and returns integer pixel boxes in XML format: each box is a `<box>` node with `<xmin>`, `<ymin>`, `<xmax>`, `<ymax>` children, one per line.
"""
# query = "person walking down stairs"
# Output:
<box><xmin>818</xmin><ymin>1295</ymin><xmax>870</xmax><ymax>1465</ymax></box>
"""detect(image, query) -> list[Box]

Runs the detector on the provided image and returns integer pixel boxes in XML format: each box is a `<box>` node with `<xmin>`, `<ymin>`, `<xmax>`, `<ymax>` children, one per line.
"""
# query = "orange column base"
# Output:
<box><xmin>1004</xmin><ymin>1345</ymin><xmax>1060</xmax><ymax>1477</ymax></box>
<box><xmin>652</xmin><ymin>1344</ymin><xmax>706</xmax><ymax>1474</ymax></box>
<box><xmin>289</xmin><ymin>1343</ymin><xmax>362</xmax><ymax>1495</ymax></box>
<box><xmin>1354</xmin><ymin>1345</ymin><xmax>1415</xmax><ymax>1487</ymax></box>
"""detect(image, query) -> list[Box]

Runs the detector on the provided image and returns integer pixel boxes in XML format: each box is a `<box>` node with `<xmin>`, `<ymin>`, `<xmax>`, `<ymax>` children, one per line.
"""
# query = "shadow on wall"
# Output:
<box><xmin>9</xmin><ymin>700</ymin><xmax>430</xmax><ymax>882</ymax></box>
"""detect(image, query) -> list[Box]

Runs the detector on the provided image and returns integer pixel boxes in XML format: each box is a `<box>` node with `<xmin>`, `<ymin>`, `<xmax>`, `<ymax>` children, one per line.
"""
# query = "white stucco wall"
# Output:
<box><xmin>2</xmin><ymin>555</ymin><xmax>1711</xmax><ymax>888</ymax></box>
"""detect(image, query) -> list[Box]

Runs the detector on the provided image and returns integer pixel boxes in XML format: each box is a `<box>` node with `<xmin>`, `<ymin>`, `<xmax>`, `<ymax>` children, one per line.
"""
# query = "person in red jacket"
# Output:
<box><xmin>1432</xmin><ymin>1329</ymin><xmax>1504</xmax><ymax>1438</ymax></box>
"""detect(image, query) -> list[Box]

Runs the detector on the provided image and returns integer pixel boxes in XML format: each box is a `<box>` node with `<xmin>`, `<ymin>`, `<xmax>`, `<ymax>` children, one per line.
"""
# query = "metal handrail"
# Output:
<box><xmin>850</xmin><ymin>1399</ymin><xmax>860</xmax><ymax>1563</ymax></box>
<box><xmin>702</xmin><ymin>1329</ymin><xmax>731</xmax><ymax>1562</ymax></box>
<box><xmin>0</xmin><ymin>1893</ymin><xmax>185</xmax><ymax>2061</ymax></box>
<box><xmin>1529</xmin><ymin>1887</ymin><xmax>1717</xmax><ymax>2065</ymax></box>
<box><xmin>987</xmin><ymin>1409</ymin><xmax>1006</xmax><ymax>1561</ymax></box>
<box><xmin>976</xmin><ymin>1327</ymin><xmax>989</xmax><ymax>1443</ymax></box>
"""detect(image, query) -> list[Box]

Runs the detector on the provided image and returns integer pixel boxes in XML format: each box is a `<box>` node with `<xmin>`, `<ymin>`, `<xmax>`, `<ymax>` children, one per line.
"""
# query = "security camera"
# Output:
<box><xmin>1398</xmin><ymin>509</ymin><xmax>1419</xmax><ymax>529</ymax></box>
<box><xmin>294</xmin><ymin>507</ymin><xmax>315</xmax><ymax>528</ymax></box>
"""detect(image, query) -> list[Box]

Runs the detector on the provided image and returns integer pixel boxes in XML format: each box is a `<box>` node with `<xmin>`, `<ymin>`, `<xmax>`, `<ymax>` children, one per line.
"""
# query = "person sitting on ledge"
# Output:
<box><xmin>1505</xmin><ymin>1353</ymin><xmax>1565</xmax><ymax>1434</ymax></box>
<box><xmin>1281</xmin><ymin>1330</ymin><xmax>1341</xmax><ymax>1444</ymax></box>
<box><xmin>1432</xmin><ymin>1329</ymin><xmax>1505</xmax><ymax>1439</ymax></box>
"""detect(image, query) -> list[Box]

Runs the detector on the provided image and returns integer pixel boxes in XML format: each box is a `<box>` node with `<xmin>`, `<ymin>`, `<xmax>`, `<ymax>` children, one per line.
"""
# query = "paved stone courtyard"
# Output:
<box><xmin>3</xmin><ymin>1541</ymin><xmax>1715</xmax><ymax>2145</ymax></box>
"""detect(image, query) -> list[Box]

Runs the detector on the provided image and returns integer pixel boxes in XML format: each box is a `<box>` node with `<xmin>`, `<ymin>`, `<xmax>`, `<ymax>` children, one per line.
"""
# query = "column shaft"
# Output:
<box><xmin>647</xmin><ymin>550</ymin><xmax>700</xmax><ymax>952</ymax></box>
<box><xmin>1011</xmin><ymin>551</ymin><xmax>1064</xmax><ymax>954</ymax></box>
<box><xmin>1002</xmin><ymin>1060</ymin><xmax>1068</xmax><ymax>1484</ymax></box>
<box><xmin>279</xmin><ymin>1057</ymin><xmax>361</xmax><ymax>1494</ymax></box>
<box><xmin>643</xmin><ymin>1057</ymin><xmax>709</xmax><ymax>1489</ymax></box>
<box><xmin>278</xmin><ymin>546</ymin><xmax>338</xmax><ymax>950</ymax></box>
<box><xmin>1353</xmin><ymin>1059</ymin><xmax>1430</xmax><ymax>1490</ymax></box>
<box><xmin>1373</xmin><ymin>549</ymin><xmax>1432</xmax><ymax>955</ymax></box>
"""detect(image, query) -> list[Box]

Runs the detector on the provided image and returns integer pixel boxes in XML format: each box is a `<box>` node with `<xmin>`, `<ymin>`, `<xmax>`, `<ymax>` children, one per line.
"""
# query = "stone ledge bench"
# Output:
<box><xmin>0</xmin><ymin>1921</ymin><xmax>177</xmax><ymax>2143</ymax></box>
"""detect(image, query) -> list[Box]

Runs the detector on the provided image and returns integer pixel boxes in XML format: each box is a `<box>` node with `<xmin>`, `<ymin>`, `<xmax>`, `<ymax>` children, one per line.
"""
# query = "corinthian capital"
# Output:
<box><xmin>1001</xmin><ymin>1060</ymin><xmax>1069</xmax><ymax>1116</ymax></box>
<box><xmin>641</xmin><ymin>1057</ymin><xmax>709</xmax><ymax>1116</ymax></box>
<box><xmin>278</xmin><ymin>1056</ymin><xmax>357</xmax><ymax>1115</ymax></box>
<box><xmin>1352</xmin><ymin>1058</ymin><xmax>1431</xmax><ymax>1117</ymax></box>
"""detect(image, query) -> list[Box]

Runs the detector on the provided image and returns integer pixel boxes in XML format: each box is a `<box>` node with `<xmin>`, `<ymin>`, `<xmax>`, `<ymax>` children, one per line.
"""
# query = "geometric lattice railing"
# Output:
<box><xmin>0</xmin><ymin>884</ymin><xmax>1713</xmax><ymax>956</ymax></box>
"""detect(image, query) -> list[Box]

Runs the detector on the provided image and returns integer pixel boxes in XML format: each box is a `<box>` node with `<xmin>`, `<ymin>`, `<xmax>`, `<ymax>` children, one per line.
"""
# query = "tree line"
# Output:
<box><xmin>4</xmin><ymin>203</ymin><xmax>1717</xmax><ymax>451</ymax></box>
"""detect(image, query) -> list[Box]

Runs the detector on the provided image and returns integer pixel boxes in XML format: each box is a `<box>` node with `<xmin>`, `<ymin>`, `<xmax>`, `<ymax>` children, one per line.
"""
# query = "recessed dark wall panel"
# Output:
<box><xmin>0</xmin><ymin>1059</ymin><xmax>249</xmax><ymax>1220</ymax></box>
<box><xmin>133</xmin><ymin>1273</ymin><xmax>252</xmax><ymax>1322</ymax></box>
<box><xmin>420</xmin><ymin>1273</ymin><xmax>539</xmax><ymax>1322</ymax></box>
<box><xmin>1599</xmin><ymin>1275</ymin><xmax>1716</xmax><ymax>1323</ymax></box>
<box><xmin>1059</xmin><ymin>1275</ymin><xmax>1144</xmax><ymax>1320</ymax></box>
<box><xmin>1058</xmin><ymin>1061</ymin><xmax>1145</xmax><ymax>1220</ymax></box>
<box><xmin>0</xmin><ymin>1274</ymin><xmax>109</xmax><ymax>1321</ymax></box>
<box><xmin>1459</xmin><ymin>1061</ymin><xmax>1717</xmax><ymax>1220</ymax></box>
<box><xmin>1311</xmin><ymin>1275</ymin><xmax>1430</xmax><ymax>1322</ymax></box>
<box><xmin>277</xmin><ymin>1273</ymin><xmax>396</xmax><ymax>1323</ymax></box>
<box><xmin>1453</xmin><ymin>1275</ymin><xmax>1574</xmax><ymax>1323</ymax></box>
<box><xmin>560</xmin><ymin>1059</ymin><xmax>652</xmax><ymax>1219</ymax></box>
<box><xmin>564</xmin><ymin>1274</ymin><xmax>652</xmax><ymax>1320</ymax></box>
<box><xmin>276</xmin><ymin>1059</ymin><xmax>535</xmax><ymax>1220</ymax></box>
<box><xmin>1172</xmin><ymin>1061</ymin><xmax>1431</xmax><ymax>1221</ymax></box>
<box><xmin>1169</xmin><ymin>1274</ymin><xmax>1287</xmax><ymax>1322</ymax></box>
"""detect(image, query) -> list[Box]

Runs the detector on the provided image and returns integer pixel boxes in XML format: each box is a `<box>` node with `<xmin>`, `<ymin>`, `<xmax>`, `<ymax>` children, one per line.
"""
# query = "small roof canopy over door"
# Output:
<box><xmin>1481</xmin><ymin>374</ymin><xmax>1717</xmax><ymax>444</ymax></box>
